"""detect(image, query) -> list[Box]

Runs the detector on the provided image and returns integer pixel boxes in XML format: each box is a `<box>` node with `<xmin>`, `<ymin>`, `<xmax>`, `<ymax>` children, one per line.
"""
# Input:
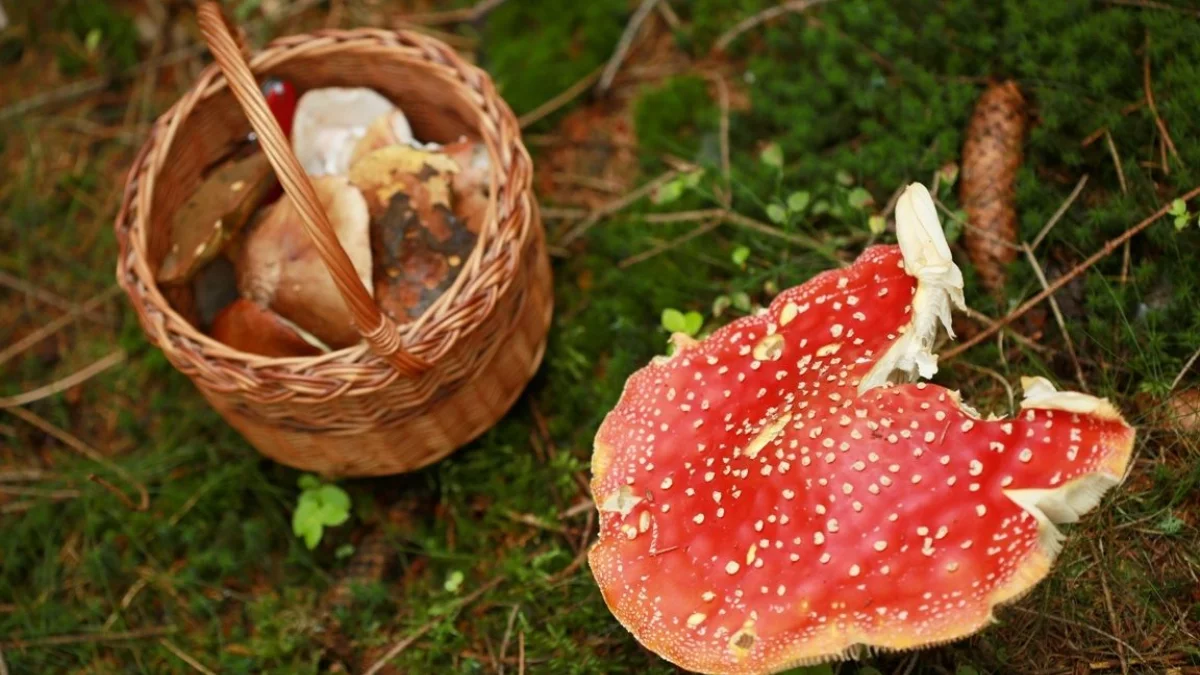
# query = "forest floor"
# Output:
<box><xmin>1</xmin><ymin>0</ymin><xmax>1198</xmax><ymax>673</ymax></box>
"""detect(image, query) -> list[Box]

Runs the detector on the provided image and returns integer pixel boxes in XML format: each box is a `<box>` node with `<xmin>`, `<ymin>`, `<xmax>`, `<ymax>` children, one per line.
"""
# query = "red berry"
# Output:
<box><xmin>260</xmin><ymin>77</ymin><xmax>297</xmax><ymax>139</ymax></box>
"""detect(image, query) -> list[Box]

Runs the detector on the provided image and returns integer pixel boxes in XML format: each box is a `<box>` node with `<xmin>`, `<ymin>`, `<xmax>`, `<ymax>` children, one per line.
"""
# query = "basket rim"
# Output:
<box><xmin>115</xmin><ymin>25</ymin><xmax>540</xmax><ymax>382</ymax></box>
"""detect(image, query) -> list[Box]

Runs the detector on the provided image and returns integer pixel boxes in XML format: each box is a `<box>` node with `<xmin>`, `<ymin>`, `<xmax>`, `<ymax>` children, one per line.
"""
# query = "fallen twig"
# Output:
<box><xmin>1021</xmin><ymin>244</ymin><xmax>1086</xmax><ymax>390</ymax></box>
<box><xmin>1031</xmin><ymin>174</ymin><xmax>1089</xmax><ymax>249</ymax></box>
<box><xmin>0</xmin><ymin>285</ymin><xmax>121</xmax><ymax>370</ymax></box>
<box><xmin>363</xmin><ymin>576</ymin><xmax>503</xmax><ymax>675</ymax></box>
<box><xmin>1008</xmin><ymin>606</ymin><xmax>1145</xmax><ymax>664</ymax></box>
<box><xmin>714</xmin><ymin>0</ymin><xmax>837</xmax><ymax>52</ymax></box>
<box><xmin>945</xmin><ymin>184</ymin><xmax>1200</xmax><ymax>359</ymax></box>
<box><xmin>1144</xmin><ymin>33</ymin><xmax>1183</xmax><ymax>168</ymax></box>
<box><xmin>0</xmin><ymin>626</ymin><xmax>176</xmax><ymax>650</ymax></box>
<box><xmin>1169</xmin><ymin>344</ymin><xmax>1200</xmax><ymax>391</ymax></box>
<box><xmin>557</xmin><ymin>170</ymin><xmax>678</xmax><ymax>246</ymax></box>
<box><xmin>1104</xmin><ymin>131</ymin><xmax>1128</xmax><ymax>194</ymax></box>
<box><xmin>4</xmin><ymin>406</ymin><xmax>149</xmax><ymax>511</ymax></box>
<box><xmin>1100</xmin><ymin>0</ymin><xmax>1200</xmax><ymax>16</ymax></box>
<box><xmin>0</xmin><ymin>351</ymin><xmax>126</xmax><ymax>409</ymax></box>
<box><xmin>0</xmin><ymin>271</ymin><xmax>109</xmax><ymax>324</ymax></box>
<box><xmin>399</xmin><ymin>0</ymin><xmax>509</xmax><ymax>25</ymax></box>
<box><xmin>620</xmin><ymin>219</ymin><xmax>722</xmax><ymax>268</ymax></box>
<box><xmin>160</xmin><ymin>639</ymin><xmax>217</xmax><ymax>675</ymax></box>
<box><xmin>596</xmin><ymin>0</ymin><xmax>663</xmax><ymax>95</ymax></box>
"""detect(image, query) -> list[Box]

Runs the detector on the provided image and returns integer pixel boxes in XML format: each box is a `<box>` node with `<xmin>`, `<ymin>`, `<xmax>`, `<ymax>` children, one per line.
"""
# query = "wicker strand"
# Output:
<box><xmin>196</xmin><ymin>2</ymin><xmax>428</xmax><ymax>376</ymax></box>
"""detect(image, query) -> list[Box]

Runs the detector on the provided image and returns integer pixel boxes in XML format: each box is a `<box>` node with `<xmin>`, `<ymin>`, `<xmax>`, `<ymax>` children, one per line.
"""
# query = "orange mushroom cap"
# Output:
<box><xmin>587</xmin><ymin>183</ymin><xmax>1135</xmax><ymax>674</ymax></box>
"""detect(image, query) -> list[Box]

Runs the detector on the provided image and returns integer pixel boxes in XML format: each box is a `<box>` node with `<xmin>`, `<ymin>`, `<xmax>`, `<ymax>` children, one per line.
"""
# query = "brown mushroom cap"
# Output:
<box><xmin>348</xmin><ymin>145</ymin><xmax>478</xmax><ymax>324</ymax></box>
<box><xmin>209</xmin><ymin>298</ymin><xmax>328</xmax><ymax>357</ymax></box>
<box><xmin>587</xmin><ymin>183</ymin><xmax>1136</xmax><ymax>674</ymax></box>
<box><xmin>236</xmin><ymin>174</ymin><xmax>373</xmax><ymax>349</ymax></box>
<box><xmin>158</xmin><ymin>151</ymin><xmax>278</xmax><ymax>285</ymax></box>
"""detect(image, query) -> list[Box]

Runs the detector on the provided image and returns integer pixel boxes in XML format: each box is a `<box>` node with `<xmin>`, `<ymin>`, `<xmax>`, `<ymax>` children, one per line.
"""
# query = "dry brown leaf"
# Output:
<box><xmin>960</xmin><ymin>79</ymin><xmax>1027</xmax><ymax>294</ymax></box>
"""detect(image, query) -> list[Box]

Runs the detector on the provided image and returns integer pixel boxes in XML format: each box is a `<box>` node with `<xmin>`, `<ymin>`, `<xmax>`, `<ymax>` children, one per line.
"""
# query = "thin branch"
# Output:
<box><xmin>1089</xmin><ymin>541</ymin><xmax>1129</xmax><ymax>675</ymax></box>
<box><xmin>1007</xmin><ymin>606</ymin><xmax>1145</xmax><ymax>663</ymax></box>
<box><xmin>4</xmin><ymin>406</ymin><xmax>149</xmax><ymax>511</ymax></box>
<box><xmin>945</xmin><ymin>184</ymin><xmax>1200</xmax><ymax>359</ymax></box>
<box><xmin>1144</xmin><ymin>33</ymin><xmax>1183</xmax><ymax>168</ymax></box>
<box><xmin>1031</xmin><ymin>174</ymin><xmax>1089</xmax><ymax>249</ymax></box>
<box><xmin>557</xmin><ymin>170</ymin><xmax>679</xmax><ymax>246</ymax></box>
<box><xmin>159</xmin><ymin>639</ymin><xmax>217</xmax><ymax>675</ymax></box>
<box><xmin>363</xmin><ymin>576</ymin><xmax>503</xmax><ymax>675</ymax></box>
<box><xmin>0</xmin><ymin>285</ymin><xmax>121</xmax><ymax>369</ymax></box>
<box><xmin>1021</xmin><ymin>244</ymin><xmax>1087</xmax><ymax>390</ymax></box>
<box><xmin>596</xmin><ymin>0</ymin><xmax>663</xmax><ymax>95</ymax></box>
<box><xmin>1104</xmin><ymin>130</ymin><xmax>1128</xmax><ymax>194</ymax></box>
<box><xmin>720</xmin><ymin>211</ymin><xmax>847</xmax><ymax>266</ymax></box>
<box><xmin>1100</xmin><ymin>0</ymin><xmax>1200</xmax><ymax>17</ymax></box>
<box><xmin>708</xmin><ymin>73</ymin><xmax>732</xmax><ymax>207</ymax></box>
<box><xmin>0</xmin><ymin>271</ymin><xmax>109</xmax><ymax>324</ymax></box>
<box><xmin>959</xmin><ymin>306</ymin><xmax>1049</xmax><ymax>354</ymax></box>
<box><xmin>714</xmin><ymin>0</ymin><xmax>837</xmax><ymax>52</ymax></box>
<box><xmin>1169</xmin><ymin>344</ymin><xmax>1200</xmax><ymax>392</ymax></box>
<box><xmin>0</xmin><ymin>626</ymin><xmax>176</xmax><ymax>650</ymax></box>
<box><xmin>398</xmin><ymin>0</ymin><xmax>509</xmax><ymax>25</ymax></box>
<box><xmin>0</xmin><ymin>351</ymin><xmax>126</xmax><ymax>409</ymax></box>
<box><xmin>620</xmin><ymin>219</ymin><xmax>722</xmax><ymax>268</ymax></box>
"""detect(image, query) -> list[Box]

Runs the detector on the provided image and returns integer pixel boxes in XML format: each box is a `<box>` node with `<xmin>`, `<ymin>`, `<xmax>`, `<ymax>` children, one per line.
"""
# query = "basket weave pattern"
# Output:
<box><xmin>114</xmin><ymin>19</ymin><xmax>552</xmax><ymax>476</ymax></box>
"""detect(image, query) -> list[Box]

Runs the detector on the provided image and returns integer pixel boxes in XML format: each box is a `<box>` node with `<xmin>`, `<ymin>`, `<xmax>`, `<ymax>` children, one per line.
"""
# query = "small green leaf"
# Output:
<box><xmin>292</xmin><ymin>499</ymin><xmax>320</xmax><ymax>537</ymax></box>
<box><xmin>847</xmin><ymin>187</ymin><xmax>874</xmax><ymax>210</ymax></box>
<box><xmin>335</xmin><ymin>544</ymin><xmax>355</xmax><ymax>559</ymax></box>
<box><xmin>317</xmin><ymin>502</ymin><xmax>351</xmax><ymax>527</ymax></box>
<box><xmin>835</xmin><ymin>169</ymin><xmax>855</xmax><ymax>186</ymax></box>
<box><xmin>316</xmin><ymin>485</ymin><xmax>351</xmax><ymax>514</ymax></box>
<box><xmin>760</xmin><ymin>143</ymin><xmax>784</xmax><ymax>169</ymax></box>
<box><xmin>682</xmin><ymin>170</ymin><xmax>704</xmax><ymax>188</ymax></box>
<box><xmin>1169</xmin><ymin>198</ymin><xmax>1188</xmax><ymax>217</ymax></box>
<box><xmin>1157</xmin><ymin>512</ymin><xmax>1184</xmax><ymax>535</ymax></box>
<box><xmin>654</xmin><ymin>180</ymin><xmax>685</xmax><ymax>204</ymax></box>
<box><xmin>766</xmin><ymin>204</ymin><xmax>787</xmax><ymax>224</ymax></box>
<box><xmin>786</xmin><ymin>191</ymin><xmax>811</xmax><ymax>213</ymax></box>
<box><xmin>302</xmin><ymin>524</ymin><xmax>322</xmax><ymax>550</ymax></box>
<box><xmin>84</xmin><ymin>29</ymin><xmax>103</xmax><ymax>54</ymax></box>
<box><xmin>868</xmin><ymin>215</ymin><xmax>886</xmax><ymax>235</ymax></box>
<box><xmin>763</xmin><ymin>280</ymin><xmax>779</xmax><ymax>296</ymax></box>
<box><xmin>731</xmin><ymin>292</ymin><xmax>752</xmax><ymax>312</ymax></box>
<box><xmin>712</xmin><ymin>295</ymin><xmax>731</xmax><ymax>317</ymax></box>
<box><xmin>444</xmin><ymin>570</ymin><xmax>465</xmax><ymax>592</ymax></box>
<box><xmin>938</xmin><ymin>162</ymin><xmax>960</xmax><ymax>188</ymax></box>
<box><xmin>682</xmin><ymin>311</ymin><xmax>703</xmax><ymax>337</ymax></box>
<box><xmin>661</xmin><ymin>308</ymin><xmax>687</xmax><ymax>334</ymax></box>
<box><xmin>811</xmin><ymin>200</ymin><xmax>830</xmax><ymax>216</ymax></box>
<box><xmin>731</xmin><ymin>246</ymin><xmax>750</xmax><ymax>267</ymax></box>
<box><xmin>298</xmin><ymin>474</ymin><xmax>320</xmax><ymax>491</ymax></box>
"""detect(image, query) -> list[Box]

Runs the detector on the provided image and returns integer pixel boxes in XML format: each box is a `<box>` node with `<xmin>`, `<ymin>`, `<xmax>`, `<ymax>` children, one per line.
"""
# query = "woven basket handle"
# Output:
<box><xmin>196</xmin><ymin>1</ymin><xmax>430</xmax><ymax>376</ymax></box>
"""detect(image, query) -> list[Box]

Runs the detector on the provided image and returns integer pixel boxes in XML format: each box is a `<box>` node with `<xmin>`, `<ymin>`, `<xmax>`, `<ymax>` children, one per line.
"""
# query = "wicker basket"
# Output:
<box><xmin>114</xmin><ymin>3</ymin><xmax>552</xmax><ymax>477</ymax></box>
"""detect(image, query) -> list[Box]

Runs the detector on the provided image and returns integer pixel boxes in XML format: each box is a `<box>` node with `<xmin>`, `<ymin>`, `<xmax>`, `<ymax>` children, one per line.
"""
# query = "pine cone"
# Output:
<box><xmin>960</xmin><ymin>79</ymin><xmax>1027</xmax><ymax>294</ymax></box>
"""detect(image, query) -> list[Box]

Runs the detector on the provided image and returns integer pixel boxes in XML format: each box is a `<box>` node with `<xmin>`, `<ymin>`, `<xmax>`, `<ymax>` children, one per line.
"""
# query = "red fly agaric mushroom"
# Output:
<box><xmin>236</xmin><ymin>174</ymin><xmax>373</xmax><ymax>349</ymax></box>
<box><xmin>587</xmin><ymin>182</ymin><xmax>1135</xmax><ymax>674</ymax></box>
